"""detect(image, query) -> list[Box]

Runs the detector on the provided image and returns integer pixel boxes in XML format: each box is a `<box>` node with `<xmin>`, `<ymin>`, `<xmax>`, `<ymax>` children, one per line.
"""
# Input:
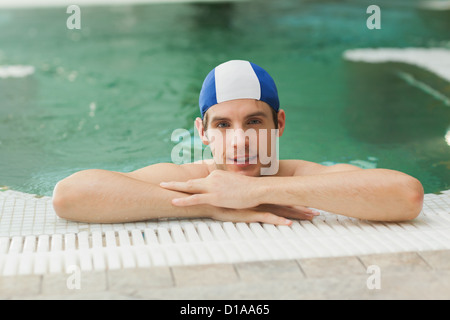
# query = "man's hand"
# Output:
<box><xmin>159</xmin><ymin>170</ymin><xmax>321</xmax><ymax>225</ymax></box>
<box><xmin>160</xmin><ymin>170</ymin><xmax>261</xmax><ymax>209</ymax></box>
<box><xmin>207</xmin><ymin>204</ymin><xmax>319</xmax><ymax>226</ymax></box>
<box><xmin>254</xmin><ymin>204</ymin><xmax>320</xmax><ymax>221</ymax></box>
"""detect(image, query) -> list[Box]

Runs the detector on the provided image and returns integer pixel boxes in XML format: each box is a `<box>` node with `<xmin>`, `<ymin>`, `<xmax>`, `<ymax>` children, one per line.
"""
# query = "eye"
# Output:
<box><xmin>248</xmin><ymin>119</ymin><xmax>262</xmax><ymax>125</ymax></box>
<box><xmin>216</xmin><ymin>122</ymin><xmax>230</xmax><ymax>128</ymax></box>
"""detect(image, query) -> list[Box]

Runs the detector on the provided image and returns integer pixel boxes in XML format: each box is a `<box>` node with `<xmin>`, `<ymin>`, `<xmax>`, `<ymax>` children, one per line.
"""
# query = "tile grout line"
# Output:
<box><xmin>294</xmin><ymin>259</ymin><xmax>308</xmax><ymax>278</ymax></box>
<box><xmin>416</xmin><ymin>251</ymin><xmax>435</xmax><ymax>270</ymax></box>
<box><xmin>169</xmin><ymin>266</ymin><xmax>177</xmax><ymax>287</ymax></box>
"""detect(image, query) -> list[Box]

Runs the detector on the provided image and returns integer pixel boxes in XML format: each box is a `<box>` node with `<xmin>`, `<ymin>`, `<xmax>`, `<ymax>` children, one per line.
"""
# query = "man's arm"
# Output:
<box><xmin>52</xmin><ymin>163</ymin><xmax>211</xmax><ymax>223</ymax></box>
<box><xmin>52</xmin><ymin>163</ymin><xmax>296</xmax><ymax>225</ymax></box>
<box><xmin>264</xmin><ymin>167</ymin><xmax>424</xmax><ymax>221</ymax></box>
<box><xmin>161</xmin><ymin>163</ymin><xmax>424</xmax><ymax>222</ymax></box>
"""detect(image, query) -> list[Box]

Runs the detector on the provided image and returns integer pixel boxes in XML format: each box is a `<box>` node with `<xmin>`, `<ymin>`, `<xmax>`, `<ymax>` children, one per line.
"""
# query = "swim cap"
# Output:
<box><xmin>199</xmin><ymin>60</ymin><xmax>279</xmax><ymax>119</ymax></box>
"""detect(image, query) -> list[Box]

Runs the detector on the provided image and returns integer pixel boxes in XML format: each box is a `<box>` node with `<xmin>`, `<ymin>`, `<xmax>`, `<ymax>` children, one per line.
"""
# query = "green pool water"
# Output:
<box><xmin>0</xmin><ymin>0</ymin><xmax>449</xmax><ymax>196</ymax></box>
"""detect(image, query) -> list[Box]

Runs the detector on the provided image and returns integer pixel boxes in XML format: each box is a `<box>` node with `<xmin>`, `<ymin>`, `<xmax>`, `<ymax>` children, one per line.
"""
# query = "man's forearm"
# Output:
<box><xmin>53</xmin><ymin>169</ymin><xmax>212</xmax><ymax>223</ymax></box>
<box><xmin>255</xmin><ymin>169</ymin><xmax>424</xmax><ymax>221</ymax></box>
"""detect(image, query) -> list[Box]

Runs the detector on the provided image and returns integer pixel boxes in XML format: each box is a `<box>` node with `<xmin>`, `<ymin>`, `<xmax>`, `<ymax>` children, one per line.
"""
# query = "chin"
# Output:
<box><xmin>213</xmin><ymin>157</ymin><xmax>262</xmax><ymax>176</ymax></box>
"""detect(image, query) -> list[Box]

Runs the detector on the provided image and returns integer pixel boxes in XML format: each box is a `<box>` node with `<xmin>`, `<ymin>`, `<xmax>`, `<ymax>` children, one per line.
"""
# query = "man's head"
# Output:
<box><xmin>195</xmin><ymin>60</ymin><xmax>285</xmax><ymax>176</ymax></box>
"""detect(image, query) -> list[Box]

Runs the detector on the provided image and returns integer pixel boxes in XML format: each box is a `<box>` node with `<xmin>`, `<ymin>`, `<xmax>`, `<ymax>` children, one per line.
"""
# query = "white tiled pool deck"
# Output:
<box><xmin>1</xmin><ymin>189</ymin><xmax>450</xmax><ymax>275</ymax></box>
<box><xmin>0</xmin><ymin>188</ymin><xmax>450</xmax><ymax>299</ymax></box>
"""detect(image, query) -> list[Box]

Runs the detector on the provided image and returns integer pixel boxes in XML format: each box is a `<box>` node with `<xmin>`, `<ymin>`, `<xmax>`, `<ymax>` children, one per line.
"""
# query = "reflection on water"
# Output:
<box><xmin>417</xmin><ymin>4</ymin><xmax>450</xmax><ymax>33</ymax></box>
<box><xmin>344</xmin><ymin>60</ymin><xmax>450</xmax><ymax>192</ymax></box>
<box><xmin>0</xmin><ymin>76</ymin><xmax>48</xmax><ymax>189</ymax></box>
<box><xmin>344</xmin><ymin>61</ymin><xmax>450</xmax><ymax>144</ymax></box>
<box><xmin>190</xmin><ymin>2</ymin><xmax>235</xmax><ymax>30</ymax></box>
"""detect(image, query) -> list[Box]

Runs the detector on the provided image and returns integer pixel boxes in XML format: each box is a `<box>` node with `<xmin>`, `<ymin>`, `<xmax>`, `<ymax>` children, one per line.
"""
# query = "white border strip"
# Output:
<box><xmin>343</xmin><ymin>48</ymin><xmax>450</xmax><ymax>82</ymax></box>
<box><xmin>0</xmin><ymin>0</ymin><xmax>246</xmax><ymax>9</ymax></box>
<box><xmin>0</xmin><ymin>189</ymin><xmax>449</xmax><ymax>275</ymax></box>
<box><xmin>419</xmin><ymin>1</ymin><xmax>450</xmax><ymax>11</ymax></box>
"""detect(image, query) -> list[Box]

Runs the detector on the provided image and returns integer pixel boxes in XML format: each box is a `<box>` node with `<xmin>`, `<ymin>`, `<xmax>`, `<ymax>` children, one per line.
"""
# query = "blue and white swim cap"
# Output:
<box><xmin>199</xmin><ymin>60</ymin><xmax>279</xmax><ymax>119</ymax></box>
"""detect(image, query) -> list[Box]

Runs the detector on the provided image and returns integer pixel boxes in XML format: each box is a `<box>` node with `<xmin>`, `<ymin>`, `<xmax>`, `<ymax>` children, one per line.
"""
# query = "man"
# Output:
<box><xmin>52</xmin><ymin>60</ymin><xmax>424</xmax><ymax>225</ymax></box>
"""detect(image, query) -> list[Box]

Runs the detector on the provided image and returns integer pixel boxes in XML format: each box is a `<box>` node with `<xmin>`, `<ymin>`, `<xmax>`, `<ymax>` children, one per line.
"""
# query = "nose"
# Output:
<box><xmin>230</xmin><ymin>128</ymin><xmax>248</xmax><ymax>149</ymax></box>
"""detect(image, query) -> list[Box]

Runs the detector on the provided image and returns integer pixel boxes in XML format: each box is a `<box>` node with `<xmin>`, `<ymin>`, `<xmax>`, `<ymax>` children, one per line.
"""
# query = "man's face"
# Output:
<box><xmin>196</xmin><ymin>99</ymin><xmax>285</xmax><ymax>177</ymax></box>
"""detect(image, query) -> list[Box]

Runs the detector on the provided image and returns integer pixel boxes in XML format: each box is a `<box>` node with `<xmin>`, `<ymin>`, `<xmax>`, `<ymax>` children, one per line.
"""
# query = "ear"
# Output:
<box><xmin>195</xmin><ymin>117</ymin><xmax>210</xmax><ymax>145</ymax></box>
<box><xmin>277</xmin><ymin>109</ymin><xmax>286</xmax><ymax>137</ymax></box>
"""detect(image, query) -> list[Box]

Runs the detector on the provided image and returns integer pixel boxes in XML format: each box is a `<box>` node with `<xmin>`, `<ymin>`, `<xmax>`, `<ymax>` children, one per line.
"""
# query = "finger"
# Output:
<box><xmin>171</xmin><ymin>194</ymin><xmax>210</xmax><ymax>207</ymax></box>
<box><xmin>251</xmin><ymin>211</ymin><xmax>292</xmax><ymax>226</ymax></box>
<box><xmin>281</xmin><ymin>211</ymin><xmax>314</xmax><ymax>221</ymax></box>
<box><xmin>212</xmin><ymin>208</ymin><xmax>292</xmax><ymax>226</ymax></box>
<box><xmin>283</xmin><ymin>206</ymin><xmax>320</xmax><ymax>219</ymax></box>
<box><xmin>292</xmin><ymin>206</ymin><xmax>321</xmax><ymax>216</ymax></box>
<box><xmin>257</xmin><ymin>205</ymin><xmax>316</xmax><ymax>221</ymax></box>
<box><xmin>256</xmin><ymin>204</ymin><xmax>320</xmax><ymax>217</ymax></box>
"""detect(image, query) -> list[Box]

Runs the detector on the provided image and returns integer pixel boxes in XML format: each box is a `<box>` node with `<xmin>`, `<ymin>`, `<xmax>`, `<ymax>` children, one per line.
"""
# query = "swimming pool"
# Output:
<box><xmin>0</xmin><ymin>0</ymin><xmax>449</xmax><ymax>196</ymax></box>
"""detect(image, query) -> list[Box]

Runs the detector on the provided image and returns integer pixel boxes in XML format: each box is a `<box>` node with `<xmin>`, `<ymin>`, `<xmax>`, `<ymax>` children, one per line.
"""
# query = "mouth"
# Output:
<box><xmin>227</xmin><ymin>155</ymin><xmax>258</xmax><ymax>166</ymax></box>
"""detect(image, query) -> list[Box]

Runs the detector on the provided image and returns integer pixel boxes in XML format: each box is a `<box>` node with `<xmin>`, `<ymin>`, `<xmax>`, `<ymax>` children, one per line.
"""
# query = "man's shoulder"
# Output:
<box><xmin>181</xmin><ymin>159</ymin><xmax>214</xmax><ymax>178</ymax></box>
<box><xmin>278</xmin><ymin>159</ymin><xmax>328</xmax><ymax>176</ymax></box>
<box><xmin>279</xmin><ymin>159</ymin><xmax>363</xmax><ymax>176</ymax></box>
<box><xmin>122</xmin><ymin>161</ymin><xmax>210</xmax><ymax>184</ymax></box>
